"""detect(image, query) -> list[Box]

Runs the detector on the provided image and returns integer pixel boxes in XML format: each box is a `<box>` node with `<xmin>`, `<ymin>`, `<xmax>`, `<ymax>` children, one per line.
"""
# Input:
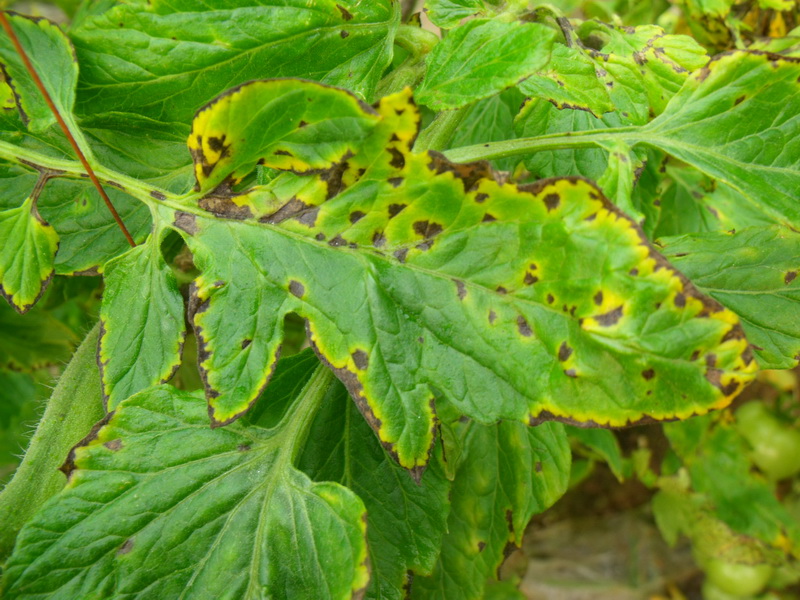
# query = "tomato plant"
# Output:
<box><xmin>0</xmin><ymin>0</ymin><xmax>798</xmax><ymax>598</ymax></box>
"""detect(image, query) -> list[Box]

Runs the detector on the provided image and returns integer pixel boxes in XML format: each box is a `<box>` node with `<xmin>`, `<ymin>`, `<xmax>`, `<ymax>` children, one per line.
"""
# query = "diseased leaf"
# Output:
<box><xmin>411</xmin><ymin>421</ymin><xmax>570</xmax><ymax>600</ymax></box>
<box><xmin>0</xmin><ymin>14</ymin><xmax>78</xmax><ymax>133</ymax></box>
<box><xmin>639</xmin><ymin>51</ymin><xmax>800</xmax><ymax>226</ymax></box>
<box><xmin>180</xmin><ymin>80</ymin><xmax>756</xmax><ymax>470</ymax></box>
<box><xmin>597</xmin><ymin>140</ymin><xmax>643</xmax><ymax>221</ymax></box>
<box><xmin>189</xmin><ymin>79</ymin><xmax>382</xmax><ymax>192</ymax></box>
<box><xmin>0</xmin><ymin>299</ymin><xmax>77</xmax><ymax>371</ymax></box>
<box><xmin>660</xmin><ymin>227</ymin><xmax>800</xmax><ymax>369</ymax></box>
<box><xmin>296</xmin><ymin>351</ymin><xmax>451</xmax><ymax>600</ymax></box>
<box><xmin>520</xmin><ymin>21</ymin><xmax>708</xmax><ymax>123</ymax></box>
<box><xmin>70</xmin><ymin>0</ymin><xmax>400</xmax><ymax>125</ymax></box>
<box><xmin>98</xmin><ymin>234</ymin><xmax>185</xmax><ymax>408</ymax></box>
<box><xmin>416</xmin><ymin>19</ymin><xmax>557</xmax><ymax>110</ymax></box>
<box><xmin>1</xmin><ymin>380</ymin><xmax>370</xmax><ymax>600</ymax></box>
<box><xmin>665</xmin><ymin>414</ymin><xmax>800</xmax><ymax>550</ymax></box>
<box><xmin>425</xmin><ymin>0</ymin><xmax>488</xmax><ymax>28</ymax></box>
<box><xmin>0</xmin><ymin>195</ymin><xmax>59</xmax><ymax>313</ymax></box>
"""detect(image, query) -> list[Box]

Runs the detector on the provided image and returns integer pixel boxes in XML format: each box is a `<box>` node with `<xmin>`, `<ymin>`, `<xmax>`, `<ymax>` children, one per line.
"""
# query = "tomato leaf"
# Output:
<box><xmin>1</xmin><ymin>380</ymin><xmax>370</xmax><ymax>600</ymax></box>
<box><xmin>424</xmin><ymin>0</ymin><xmax>488</xmax><ymax>28</ymax></box>
<box><xmin>411</xmin><ymin>420</ymin><xmax>570</xmax><ymax>600</ymax></box>
<box><xmin>639</xmin><ymin>51</ymin><xmax>800</xmax><ymax>226</ymax></box>
<box><xmin>98</xmin><ymin>235</ymin><xmax>185</xmax><ymax>408</ymax></box>
<box><xmin>660</xmin><ymin>226</ymin><xmax>800</xmax><ymax>369</ymax></box>
<box><xmin>179</xmin><ymin>79</ymin><xmax>756</xmax><ymax>470</ymax></box>
<box><xmin>416</xmin><ymin>19</ymin><xmax>557</xmax><ymax>110</ymax></box>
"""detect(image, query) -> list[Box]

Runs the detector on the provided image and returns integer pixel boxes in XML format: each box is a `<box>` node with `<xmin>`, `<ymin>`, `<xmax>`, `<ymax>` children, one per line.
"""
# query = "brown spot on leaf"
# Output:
<box><xmin>352</xmin><ymin>350</ymin><xmax>369</xmax><ymax>370</ymax></box>
<box><xmin>388</xmin><ymin>177</ymin><xmax>403</xmax><ymax>188</ymax></box>
<box><xmin>349</xmin><ymin>211</ymin><xmax>365</xmax><ymax>224</ymax></box>
<box><xmin>388</xmin><ymin>203</ymin><xmax>407</xmax><ymax>218</ymax></box>
<box><xmin>173</xmin><ymin>211</ymin><xmax>198</xmax><ymax>235</ymax></box>
<box><xmin>524</xmin><ymin>272</ymin><xmax>538</xmax><ymax>285</ymax></box>
<box><xmin>674</xmin><ymin>293</ymin><xmax>686</xmax><ymax>308</ymax></box>
<box><xmin>482</xmin><ymin>213</ymin><xmax>497</xmax><ymax>223</ymax></box>
<box><xmin>593</xmin><ymin>291</ymin><xmax>603</xmax><ymax>306</ymax></box>
<box><xmin>455</xmin><ymin>279</ymin><xmax>467</xmax><ymax>300</ymax></box>
<box><xmin>150</xmin><ymin>190</ymin><xmax>166</xmax><ymax>201</ymax></box>
<box><xmin>337</xmin><ymin>4</ymin><xmax>353</xmax><ymax>19</ymax></box>
<box><xmin>117</xmin><ymin>539</ymin><xmax>134</xmax><ymax>555</ymax></box>
<box><xmin>274</xmin><ymin>149</ymin><xmax>292</xmax><ymax>157</ymax></box>
<box><xmin>372</xmin><ymin>231</ymin><xmax>386</xmax><ymax>247</ymax></box>
<box><xmin>413</xmin><ymin>220</ymin><xmax>443</xmax><ymax>239</ymax></box>
<box><xmin>535</xmin><ymin>461</ymin><xmax>543</xmax><ymax>472</ymax></box>
<box><xmin>340</xmin><ymin>30</ymin><xmax>349</xmax><ymax>38</ymax></box>
<box><xmin>238</xmin><ymin>444</ymin><xmax>251</xmax><ymax>452</ymax></box>
<box><xmin>389</xmin><ymin>147</ymin><xmax>405</xmax><ymax>169</ymax></box>
<box><xmin>641</xmin><ymin>369</ymin><xmax>655</xmax><ymax>380</ymax></box>
<box><xmin>394</xmin><ymin>248</ymin><xmax>408</xmax><ymax>263</ymax></box>
<box><xmin>478</xmin><ymin>541</ymin><xmax>486</xmax><ymax>552</ymax></box>
<box><xmin>786</xmin><ymin>271</ymin><xmax>797</xmax><ymax>284</ymax></box>
<box><xmin>328</xmin><ymin>235</ymin><xmax>347</xmax><ymax>247</ymax></box>
<box><xmin>595</xmin><ymin>306</ymin><xmax>623</xmax><ymax>326</ymax></box>
<box><xmin>104</xmin><ymin>439</ymin><xmax>122</xmax><ymax>451</ymax></box>
<box><xmin>564</xmin><ymin>369</ymin><xmax>578</xmax><ymax>378</ymax></box>
<box><xmin>241</xmin><ymin>338</ymin><xmax>252</xmax><ymax>349</ymax></box>
<box><xmin>315</xmin><ymin>232</ymin><xmax>326</xmax><ymax>241</ymax></box>
<box><xmin>475</xmin><ymin>193</ymin><xmax>489</xmax><ymax>203</ymax></box>
<box><xmin>705</xmin><ymin>368</ymin><xmax>740</xmax><ymax>396</ymax></box>
<box><xmin>543</xmin><ymin>193</ymin><xmax>560</xmax><ymax>211</ymax></box>
<box><xmin>496</xmin><ymin>286</ymin><xmax>508</xmax><ymax>295</ymax></box>
<box><xmin>488</xmin><ymin>310</ymin><xmax>497</xmax><ymax>324</ymax></box>
<box><xmin>546</xmin><ymin>293</ymin><xmax>555</xmax><ymax>304</ymax></box>
<box><xmin>558</xmin><ymin>342</ymin><xmax>573</xmax><ymax>362</ymax></box>
<box><xmin>517</xmin><ymin>316</ymin><xmax>532</xmax><ymax>337</ymax></box>
<box><xmin>288</xmin><ymin>280</ymin><xmax>305</xmax><ymax>297</ymax></box>
<box><xmin>706</xmin><ymin>354</ymin><xmax>717</xmax><ymax>368</ymax></box>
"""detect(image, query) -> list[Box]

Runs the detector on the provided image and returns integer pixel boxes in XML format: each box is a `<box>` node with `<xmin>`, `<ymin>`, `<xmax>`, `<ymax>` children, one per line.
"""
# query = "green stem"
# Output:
<box><xmin>414</xmin><ymin>109</ymin><xmax>469</xmax><ymax>153</ymax></box>
<box><xmin>395</xmin><ymin>23</ymin><xmax>438</xmax><ymax>56</ymax></box>
<box><xmin>442</xmin><ymin>126</ymin><xmax>641</xmax><ymax>163</ymax></box>
<box><xmin>276</xmin><ymin>363</ymin><xmax>335</xmax><ymax>465</ymax></box>
<box><xmin>0</xmin><ymin>322</ymin><xmax>105</xmax><ymax>560</ymax></box>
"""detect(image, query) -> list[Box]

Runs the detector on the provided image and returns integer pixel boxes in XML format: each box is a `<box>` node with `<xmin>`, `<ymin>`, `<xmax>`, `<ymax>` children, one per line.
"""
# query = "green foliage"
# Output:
<box><xmin>0</xmin><ymin>0</ymin><xmax>798</xmax><ymax>597</ymax></box>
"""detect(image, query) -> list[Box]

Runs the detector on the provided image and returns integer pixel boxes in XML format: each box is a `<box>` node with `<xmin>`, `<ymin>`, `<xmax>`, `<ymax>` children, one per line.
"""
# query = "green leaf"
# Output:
<box><xmin>415</xmin><ymin>19</ymin><xmax>557</xmax><ymax>110</ymax></box>
<box><xmin>70</xmin><ymin>0</ymin><xmax>400</xmax><ymax>125</ymax></box>
<box><xmin>513</xmin><ymin>98</ymin><xmax>627</xmax><ymax>180</ymax></box>
<box><xmin>296</xmin><ymin>351</ymin><xmax>451</xmax><ymax>600</ymax></box>
<box><xmin>424</xmin><ymin>0</ymin><xmax>488</xmax><ymax>28</ymax></box>
<box><xmin>0</xmin><ymin>194</ymin><xmax>59</xmax><ymax>313</ymax></box>
<box><xmin>660</xmin><ymin>227</ymin><xmax>800</xmax><ymax>369</ymax></box>
<box><xmin>98</xmin><ymin>234</ymin><xmax>185</xmax><ymax>408</ymax></box>
<box><xmin>665</xmin><ymin>414</ymin><xmax>800</xmax><ymax>551</ymax></box>
<box><xmin>597</xmin><ymin>140</ymin><xmax>644</xmax><ymax>222</ymax></box>
<box><xmin>566</xmin><ymin>427</ymin><xmax>626</xmax><ymax>481</ymax></box>
<box><xmin>181</xmin><ymin>81</ymin><xmax>756</xmax><ymax>469</ymax></box>
<box><xmin>448</xmin><ymin>88</ymin><xmax>525</xmax><ymax>172</ymax></box>
<box><xmin>520</xmin><ymin>21</ymin><xmax>708</xmax><ymax>123</ymax></box>
<box><xmin>0</xmin><ymin>14</ymin><xmax>78</xmax><ymax>133</ymax></box>
<box><xmin>411</xmin><ymin>421</ymin><xmax>570</xmax><ymax>600</ymax></box>
<box><xmin>639</xmin><ymin>51</ymin><xmax>800</xmax><ymax>226</ymax></box>
<box><xmin>1</xmin><ymin>378</ymin><xmax>370</xmax><ymax>600</ymax></box>
<box><xmin>0</xmin><ymin>164</ymin><xmax>153</xmax><ymax>276</ymax></box>
<box><xmin>0</xmin><ymin>296</ymin><xmax>77</xmax><ymax>371</ymax></box>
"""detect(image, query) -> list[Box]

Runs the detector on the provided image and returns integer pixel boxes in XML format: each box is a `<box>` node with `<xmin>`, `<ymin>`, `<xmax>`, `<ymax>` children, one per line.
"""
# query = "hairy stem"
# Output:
<box><xmin>442</xmin><ymin>126</ymin><xmax>641</xmax><ymax>163</ymax></box>
<box><xmin>0</xmin><ymin>11</ymin><xmax>135</xmax><ymax>247</ymax></box>
<box><xmin>0</xmin><ymin>323</ymin><xmax>105</xmax><ymax>560</ymax></box>
<box><xmin>414</xmin><ymin>109</ymin><xmax>469</xmax><ymax>153</ymax></box>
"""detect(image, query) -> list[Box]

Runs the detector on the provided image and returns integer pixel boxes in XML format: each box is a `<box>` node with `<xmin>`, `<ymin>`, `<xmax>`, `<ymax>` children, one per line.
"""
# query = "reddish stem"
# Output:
<box><xmin>0</xmin><ymin>11</ymin><xmax>136</xmax><ymax>247</ymax></box>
